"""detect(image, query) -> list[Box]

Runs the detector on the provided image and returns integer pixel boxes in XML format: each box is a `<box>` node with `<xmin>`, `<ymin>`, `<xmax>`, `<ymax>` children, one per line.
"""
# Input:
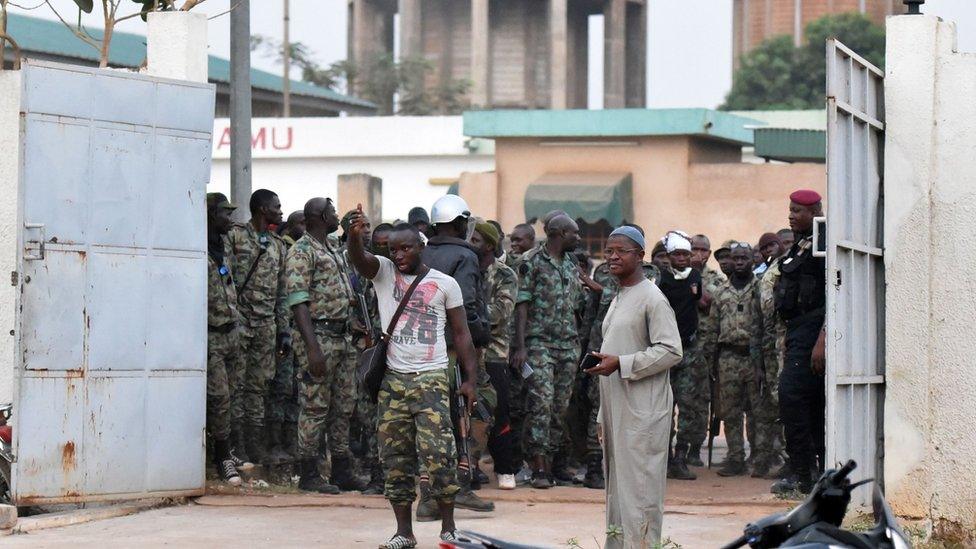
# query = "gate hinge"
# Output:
<box><xmin>9</xmin><ymin>271</ymin><xmax>16</xmax><ymax>286</ymax></box>
<box><xmin>835</xmin><ymin>270</ymin><xmax>842</xmax><ymax>287</ymax></box>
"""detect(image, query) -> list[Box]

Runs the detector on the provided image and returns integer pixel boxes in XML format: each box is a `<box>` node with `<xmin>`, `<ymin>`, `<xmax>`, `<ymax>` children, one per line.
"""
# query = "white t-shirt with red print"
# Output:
<box><xmin>372</xmin><ymin>257</ymin><xmax>464</xmax><ymax>373</ymax></box>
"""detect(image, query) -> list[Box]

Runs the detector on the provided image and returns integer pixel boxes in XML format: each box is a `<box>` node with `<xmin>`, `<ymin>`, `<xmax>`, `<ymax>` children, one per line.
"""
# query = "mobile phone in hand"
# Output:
<box><xmin>580</xmin><ymin>353</ymin><xmax>601</xmax><ymax>371</ymax></box>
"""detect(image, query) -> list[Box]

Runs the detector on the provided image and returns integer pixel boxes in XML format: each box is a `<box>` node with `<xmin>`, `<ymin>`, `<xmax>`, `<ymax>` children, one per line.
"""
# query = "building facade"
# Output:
<box><xmin>347</xmin><ymin>0</ymin><xmax>647</xmax><ymax>110</ymax></box>
<box><xmin>732</xmin><ymin>0</ymin><xmax>902</xmax><ymax>67</ymax></box>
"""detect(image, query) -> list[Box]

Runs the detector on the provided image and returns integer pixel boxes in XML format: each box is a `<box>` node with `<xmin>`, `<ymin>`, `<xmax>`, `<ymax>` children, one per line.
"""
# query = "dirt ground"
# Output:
<box><xmin>1</xmin><ymin>463</ymin><xmax>794</xmax><ymax>549</ymax></box>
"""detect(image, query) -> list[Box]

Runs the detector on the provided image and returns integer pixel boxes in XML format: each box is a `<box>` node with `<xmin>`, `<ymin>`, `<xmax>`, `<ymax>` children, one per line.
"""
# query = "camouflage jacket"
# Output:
<box><xmin>485</xmin><ymin>259</ymin><xmax>518</xmax><ymax>363</ymax></box>
<box><xmin>582</xmin><ymin>261</ymin><xmax>660</xmax><ymax>353</ymax></box>
<box><xmin>284</xmin><ymin>233</ymin><xmax>354</xmax><ymax>321</ymax></box>
<box><xmin>697</xmin><ymin>265</ymin><xmax>727</xmax><ymax>363</ymax></box>
<box><xmin>707</xmin><ymin>276</ymin><xmax>762</xmax><ymax>356</ymax></box>
<box><xmin>516</xmin><ymin>246</ymin><xmax>581</xmax><ymax>349</ymax></box>
<box><xmin>226</xmin><ymin>223</ymin><xmax>288</xmax><ymax>332</ymax></box>
<box><xmin>208</xmin><ymin>248</ymin><xmax>240</xmax><ymax>328</ymax></box>
<box><xmin>755</xmin><ymin>258</ymin><xmax>786</xmax><ymax>378</ymax></box>
<box><xmin>504</xmin><ymin>251</ymin><xmax>523</xmax><ymax>271</ymax></box>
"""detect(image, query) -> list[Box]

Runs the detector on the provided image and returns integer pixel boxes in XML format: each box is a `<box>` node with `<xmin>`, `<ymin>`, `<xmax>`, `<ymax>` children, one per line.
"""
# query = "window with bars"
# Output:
<box><xmin>577</xmin><ymin>219</ymin><xmax>613</xmax><ymax>260</ymax></box>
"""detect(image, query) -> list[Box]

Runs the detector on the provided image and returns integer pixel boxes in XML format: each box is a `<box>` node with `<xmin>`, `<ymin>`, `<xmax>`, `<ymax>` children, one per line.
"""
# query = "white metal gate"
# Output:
<box><xmin>11</xmin><ymin>61</ymin><xmax>214</xmax><ymax>504</ymax></box>
<box><xmin>824</xmin><ymin>40</ymin><xmax>885</xmax><ymax>506</ymax></box>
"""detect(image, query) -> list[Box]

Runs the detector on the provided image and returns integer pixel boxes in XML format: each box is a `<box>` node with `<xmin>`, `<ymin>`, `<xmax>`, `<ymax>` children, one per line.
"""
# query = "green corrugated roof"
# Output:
<box><xmin>753</xmin><ymin>128</ymin><xmax>826</xmax><ymax>163</ymax></box>
<box><xmin>4</xmin><ymin>13</ymin><xmax>375</xmax><ymax>110</ymax></box>
<box><xmin>463</xmin><ymin>108</ymin><xmax>759</xmax><ymax>145</ymax></box>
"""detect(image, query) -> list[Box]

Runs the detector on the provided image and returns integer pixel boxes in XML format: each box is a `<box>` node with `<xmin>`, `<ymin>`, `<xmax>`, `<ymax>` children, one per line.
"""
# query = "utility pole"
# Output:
<box><xmin>230</xmin><ymin>0</ymin><xmax>252</xmax><ymax>222</ymax></box>
<box><xmin>282</xmin><ymin>0</ymin><xmax>291</xmax><ymax>117</ymax></box>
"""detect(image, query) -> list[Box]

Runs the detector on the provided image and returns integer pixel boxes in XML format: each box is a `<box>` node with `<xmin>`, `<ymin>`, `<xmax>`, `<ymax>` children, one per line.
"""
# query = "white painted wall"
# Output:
<box><xmin>208</xmin><ymin>116</ymin><xmax>495</xmax><ymax>220</ymax></box>
<box><xmin>884</xmin><ymin>14</ymin><xmax>976</xmax><ymax>529</ymax></box>
<box><xmin>0</xmin><ymin>73</ymin><xmax>21</xmax><ymax>404</ymax></box>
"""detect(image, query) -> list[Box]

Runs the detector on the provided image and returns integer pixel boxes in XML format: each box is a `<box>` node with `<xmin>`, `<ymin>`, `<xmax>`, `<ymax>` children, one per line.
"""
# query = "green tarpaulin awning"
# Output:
<box><xmin>523</xmin><ymin>173</ymin><xmax>633</xmax><ymax>227</ymax></box>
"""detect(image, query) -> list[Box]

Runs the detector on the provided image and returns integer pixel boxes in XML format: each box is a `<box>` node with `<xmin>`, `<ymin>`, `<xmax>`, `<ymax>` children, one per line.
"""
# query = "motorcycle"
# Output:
<box><xmin>721</xmin><ymin>460</ymin><xmax>912</xmax><ymax>549</ymax></box>
<box><xmin>0</xmin><ymin>403</ymin><xmax>11</xmax><ymax>504</ymax></box>
<box><xmin>439</xmin><ymin>531</ymin><xmax>543</xmax><ymax>549</ymax></box>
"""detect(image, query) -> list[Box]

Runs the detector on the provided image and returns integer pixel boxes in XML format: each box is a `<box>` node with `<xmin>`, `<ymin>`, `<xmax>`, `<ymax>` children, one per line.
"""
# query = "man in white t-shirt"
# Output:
<box><xmin>346</xmin><ymin>207</ymin><xmax>479</xmax><ymax>549</ymax></box>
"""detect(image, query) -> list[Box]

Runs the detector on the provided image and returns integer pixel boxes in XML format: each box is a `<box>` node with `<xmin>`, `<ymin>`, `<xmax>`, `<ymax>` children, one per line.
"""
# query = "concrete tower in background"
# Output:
<box><xmin>732</xmin><ymin>0</ymin><xmax>903</xmax><ymax>68</ymax></box>
<box><xmin>347</xmin><ymin>0</ymin><xmax>647</xmax><ymax>111</ymax></box>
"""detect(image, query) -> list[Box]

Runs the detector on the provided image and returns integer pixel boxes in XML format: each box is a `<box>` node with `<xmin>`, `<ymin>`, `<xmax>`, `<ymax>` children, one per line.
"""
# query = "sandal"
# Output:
<box><xmin>378</xmin><ymin>534</ymin><xmax>417</xmax><ymax>549</ymax></box>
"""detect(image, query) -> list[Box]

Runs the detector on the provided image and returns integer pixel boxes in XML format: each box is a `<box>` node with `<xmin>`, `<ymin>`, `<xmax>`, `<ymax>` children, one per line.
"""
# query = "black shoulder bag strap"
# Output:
<box><xmin>381</xmin><ymin>266</ymin><xmax>430</xmax><ymax>341</ymax></box>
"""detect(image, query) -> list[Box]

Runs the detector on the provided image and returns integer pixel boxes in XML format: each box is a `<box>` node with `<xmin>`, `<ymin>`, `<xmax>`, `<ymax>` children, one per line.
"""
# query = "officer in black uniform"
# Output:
<box><xmin>771</xmin><ymin>189</ymin><xmax>827</xmax><ymax>495</ymax></box>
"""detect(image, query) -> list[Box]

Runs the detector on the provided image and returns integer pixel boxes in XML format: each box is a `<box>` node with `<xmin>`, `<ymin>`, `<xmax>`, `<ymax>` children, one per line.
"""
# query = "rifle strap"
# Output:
<box><xmin>239</xmin><ymin>245</ymin><xmax>267</xmax><ymax>296</ymax></box>
<box><xmin>381</xmin><ymin>267</ymin><xmax>429</xmax><ymax>343</ymax></box>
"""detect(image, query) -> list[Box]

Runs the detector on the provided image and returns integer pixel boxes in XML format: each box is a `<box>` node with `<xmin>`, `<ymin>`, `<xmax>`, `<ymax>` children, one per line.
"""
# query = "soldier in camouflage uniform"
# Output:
<box><xmin>505</xmin><ymin>223</ymin><xmax>536</xmax><ymax>270</ymax></box>
<box><xmin>285</xmin><ymin>197</ymin><xmax>363</xmax><ymax>494</ymax></box>
<box><xmin>708</xmin><ymin>242</ymin><xmax>766</xmax><ymax>477</ymax></box>
<box><xmin>340</xmin><ymin>210</ymin><xmax>385</xmax><ymax>495</ymax></box>
<box><xmin>226</xmin><ymin>189</ymin><xmax>291</xmax><ymax>465</ymax></box>
<box><xmin>578</xmin><ymin>247</ymin><xmax>660</xmax><ymax>488</ymax></box>
<box><xmin>265</xmin><ymin>211</ymin><xmax>306</xmax><ymax>467</ymax></box>
<box><xmin>510</xmin><ymin>215</ymin><xmax>582</xmax><ymax>489</ymax></box>
<box><xmin>751</xmin><ymin>252</ymin><xmax>787</xmax><ymax>478</ymax></box>
<box><xmin>689</xmin><ymin>234</ymin><xmax>725</xmax><ymax>467</ymax></box>
<box><xmin>470</xmin><ymin>222</ymin><xmax>519</xmax><ymax>488</ymax></box>
<box><xmin>206</xmin><ymin>193</ymin><xmax>243</xmax><ymax>486</ymax></box>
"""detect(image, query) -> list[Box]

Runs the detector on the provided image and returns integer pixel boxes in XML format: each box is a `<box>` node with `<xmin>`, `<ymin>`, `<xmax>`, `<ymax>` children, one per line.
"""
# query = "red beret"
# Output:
<box><xmin>790</xmin><ymin>189</ymin><xmax>822</xmax><ymax>206</ymax></box>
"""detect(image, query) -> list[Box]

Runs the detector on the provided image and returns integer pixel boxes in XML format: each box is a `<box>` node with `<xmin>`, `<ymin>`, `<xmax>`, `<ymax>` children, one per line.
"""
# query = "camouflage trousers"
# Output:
<box><xmin>751</xmin><ymin>349</ymin><xmax>784</xmax><ymax>464</ymax></box>
<box><xmin>717</xmin><ymin>348</ymin><xmax>765</xmax><ymax>464</ymax></box>
<box><xmin>378</xmin><ymin>369</ymin><xmax>459</xmax><ymax>505</ymax></box>
<box><xmin>293</xmin><ymin>323</ymin><xmax>357</xmax><ymax>459</ymax></box>
<box><xmin>207</xmin><ymin>330</ymin><xmax>241</xmax><ymax>442</ymax></box>
<box><xmin>266</xmin><ymin>348</ymin><xmax>299</xmax><ymax>425</ymax></box>
<box><xmin>670</xmin><ymin>338</ymin><xmax>709</xmax><ymax>450</ymax></box>
<box><xmin>523</xmin><ymin>342</ymin><xmax>577</xmax><ymax>458</ymax></box>
<box><xmin>585</xmin><ymin>370</ymin><xmax>601</xmax><ymax>456</ymax></box>
<box><xmin>239</xmin><ymin>322</ymin><xmax>276</xmax><ymax>427</ymax></box>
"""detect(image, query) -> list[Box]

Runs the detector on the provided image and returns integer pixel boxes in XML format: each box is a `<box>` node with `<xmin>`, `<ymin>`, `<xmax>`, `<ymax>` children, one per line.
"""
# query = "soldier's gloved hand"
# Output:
<box><xmin>276</xmin><ymin>332</ymin><xmax>292</xmax><ymax>356</ymax></box>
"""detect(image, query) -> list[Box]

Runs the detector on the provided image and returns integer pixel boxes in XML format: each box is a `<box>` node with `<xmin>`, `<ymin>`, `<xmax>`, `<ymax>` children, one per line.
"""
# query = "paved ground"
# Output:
<box><xmin>1</xmin><ymin>464</ymin><xmax>793</xmax><ymax>548</ymax></box>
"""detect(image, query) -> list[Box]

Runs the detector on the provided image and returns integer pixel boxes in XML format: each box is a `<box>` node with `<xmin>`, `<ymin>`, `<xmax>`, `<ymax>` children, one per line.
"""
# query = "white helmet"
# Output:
<box><xmin>430</xmin><ymin>195</ymin><xmax>471</xmax><ymax>225</ymax></box>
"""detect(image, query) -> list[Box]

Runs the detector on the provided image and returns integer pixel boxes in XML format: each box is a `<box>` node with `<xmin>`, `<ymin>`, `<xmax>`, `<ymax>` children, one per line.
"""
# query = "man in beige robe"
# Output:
<box><xmin>587</xmin><ymin>226</ymin><xmax>683</xmax><ymax>548</ymax></box>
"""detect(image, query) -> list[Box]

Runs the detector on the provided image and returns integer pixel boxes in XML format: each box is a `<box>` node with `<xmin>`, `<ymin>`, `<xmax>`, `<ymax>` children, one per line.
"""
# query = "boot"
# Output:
<box><xmin>265</xmin><ymin>421</ymin><xmax>289</xmax><ymax>466</ymax></box>
<box><xmin>767</xmin><ymin>461</ymin><xmax>791</xmax><ymax>481</ymax></box>
<box><xmin>471</xmin><ymin>465</ymin><xmax>489</xmax><ymax>490</ymax></box>
<box><xmin>331</xmin><ymin>455</ymin><xmax>367</xmax><ymax>492</ymax></box>
<box><xmin>667</xmin><ymin>444</ymin><xmax>697</xmax><ymax>481</ymax></box>
<box><xmin>415</xmin><ymin>480</ymin><xmax>441</xmax><ymax>522</ymax></box>
<box><xmin>685</xmin><ymin>444</ymin><xmax>704</xmax><ymax>467</ymax></box>
<box><xmin>361</xmin><ymin>462</ymin><xmax>384</xmax><ymax>496</ymax></box>
<box><xmin>550</xmin><ymin>454</ymin><xmax>575</xmax><ymax>486</ymax></box>
<box><xmin>717</xmin><ymin>460</ymin><xmax>747</xmax><ymax>477</ymax></box>
<box><xmin>244</xmin><ymin>423</ymin><xmax>269</xmax><ymax>465</ymax></box>
<box><xmin>751</xmin><ymin>458</ymin><xmax>771</xmax><ymax>478</ymax></box>
<box><xmin>583</xmin><ymin>454</ymin><xmax>605</xmax><ymax>490</ymax></box>
<box><xmin>298</xmin><ymin>458</ymin><xmax>339</xmax><ymax>494</ymax></box>
<box><xmin>282</xmin><ymin>421</ymin><xmax>298</xmax><ymax>460</ymax></box>
<box><xmin>454</xmin><ymin>470</ymin><xmax>495</xmax><ymax>512</ymax></box>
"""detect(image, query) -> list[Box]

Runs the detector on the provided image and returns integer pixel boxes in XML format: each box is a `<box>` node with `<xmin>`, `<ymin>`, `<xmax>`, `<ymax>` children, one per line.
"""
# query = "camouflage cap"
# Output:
<box><xmin>206</xmin><ymin>192</ymin><xmax>236</xmax><ymax>210</ymax></box>
<box><xmin>715</xmin><ymin>239</ymin><xmax>737</xmax><ymax>254</ymax></box>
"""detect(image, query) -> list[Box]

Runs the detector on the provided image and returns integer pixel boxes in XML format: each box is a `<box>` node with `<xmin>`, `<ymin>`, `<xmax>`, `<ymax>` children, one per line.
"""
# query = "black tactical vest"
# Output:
<box><xmin>774</xmin><ymin>236</ymin><xmax>826</xmax><ymax>321</ymax></box>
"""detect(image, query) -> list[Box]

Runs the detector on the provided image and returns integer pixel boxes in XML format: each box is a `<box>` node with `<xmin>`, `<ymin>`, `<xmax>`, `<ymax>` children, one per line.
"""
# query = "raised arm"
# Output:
<box><xmin>346</xmin><ymin>205</ymin><xmax>380</xmax><ymax>279</ymax></box>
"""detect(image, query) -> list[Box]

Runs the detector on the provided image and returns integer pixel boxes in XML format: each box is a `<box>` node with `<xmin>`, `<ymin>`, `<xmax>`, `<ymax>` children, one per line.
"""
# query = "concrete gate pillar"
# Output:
<box><xmin>549</xmin><ymin>0</ymin><xmax>568</xmax><ymax>110</ymax></box>
<box><xmin>884</xmin><ymin>14</ymin><xmax>976</xmax><ymax>533</ymax></box>
<box><xmin>338</xmin><ymin>173</ymin><xmax>383</xmax><ymax>224</ymax></box>
<box><xmin>603</xmin><ymin>0</ymin><xmax>626</xmax><ymax>108</ymax></box>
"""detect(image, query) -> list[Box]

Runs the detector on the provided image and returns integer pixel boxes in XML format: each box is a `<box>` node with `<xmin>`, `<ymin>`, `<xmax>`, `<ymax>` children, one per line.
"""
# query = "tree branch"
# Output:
<box><xmin>43</xmin><ymin>0</ymin><xmax>100</xmax><ymax>52</ymax></box>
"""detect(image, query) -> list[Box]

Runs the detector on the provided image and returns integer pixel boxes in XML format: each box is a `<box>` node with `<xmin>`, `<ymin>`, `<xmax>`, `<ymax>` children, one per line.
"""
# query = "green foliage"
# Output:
<box><xmin>251</xmin><ymin>34</ymin><xmax>471</xmax><ymax>116</ymax></box>
<box><xmin>130</xmin><ymin>0</ymin><xmax>175</xmax><ymax>22</ymax></box>
<box><xmin>72</xmin><ymin>0</ymin><xmax>94</xmax><ymax>13</ymax></box>
<box><xmin>722</xmin><ymin>13</ymin><xmax>885</xmax><ymax>110</ymax></box>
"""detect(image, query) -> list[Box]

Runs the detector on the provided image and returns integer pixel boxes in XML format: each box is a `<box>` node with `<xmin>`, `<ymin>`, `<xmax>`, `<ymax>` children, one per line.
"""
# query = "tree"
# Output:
<box><xmin>40</xmin><ymin>0</ymin><xmax>207</xmax><ymax>68</ymax></box>
<box><xmin>722</xmin><ymin>13</ymin><xmax>885</xmax><ymax>110</ymax></box>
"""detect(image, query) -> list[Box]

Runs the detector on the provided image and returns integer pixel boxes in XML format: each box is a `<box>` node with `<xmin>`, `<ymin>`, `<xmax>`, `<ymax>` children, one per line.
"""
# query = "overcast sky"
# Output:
<box><xmin>16</xmin><ymin>0</ymin><xmax>976</xmax><ymax>109</ymax></box>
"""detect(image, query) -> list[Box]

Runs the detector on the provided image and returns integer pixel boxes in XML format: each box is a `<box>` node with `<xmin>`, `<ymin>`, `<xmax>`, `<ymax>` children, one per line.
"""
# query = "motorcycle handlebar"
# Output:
<box><xmin>718</xmin><ymin>534</ymin><xmax>749</xmax><ymax>549</ymax></box>
<box><xmin>834</xmin><ymin>460</ymin><xmax>857</xmax><ymax>481</ymax></box>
